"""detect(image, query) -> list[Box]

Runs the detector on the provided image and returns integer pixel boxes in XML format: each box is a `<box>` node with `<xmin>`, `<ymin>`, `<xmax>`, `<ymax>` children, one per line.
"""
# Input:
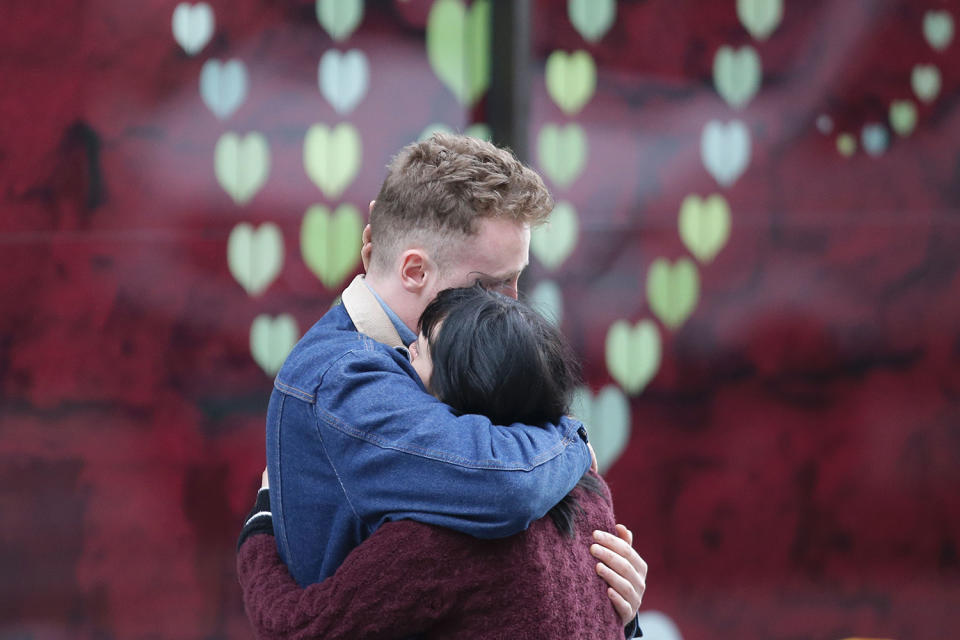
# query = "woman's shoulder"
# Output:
<box><xmin>573</xmin><ymin>471</ymin><xmax>618</xmax><ymax>533</ymax></box>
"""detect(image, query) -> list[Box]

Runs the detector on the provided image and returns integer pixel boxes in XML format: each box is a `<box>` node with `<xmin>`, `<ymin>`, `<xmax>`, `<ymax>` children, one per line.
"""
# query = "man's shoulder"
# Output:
<box><xmin>273</xmin><ymin>303</ymin><xmax>411</xmax><ymax>402</ymax></box>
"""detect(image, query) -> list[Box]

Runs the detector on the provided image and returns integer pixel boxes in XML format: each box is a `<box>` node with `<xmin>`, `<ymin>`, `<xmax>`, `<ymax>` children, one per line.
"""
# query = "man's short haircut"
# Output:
<box><xmin>368</xmin><ymin>133</ymin><xmax>554</xmax><ymax>273</ymax></box>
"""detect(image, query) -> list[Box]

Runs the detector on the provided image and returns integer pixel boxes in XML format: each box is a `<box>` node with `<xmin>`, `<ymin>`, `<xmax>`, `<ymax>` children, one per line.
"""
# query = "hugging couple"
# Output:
<box><xmin>236</xmin><ymin>133</ymin><xmax>648</xmax><ymax>639</ymax></box>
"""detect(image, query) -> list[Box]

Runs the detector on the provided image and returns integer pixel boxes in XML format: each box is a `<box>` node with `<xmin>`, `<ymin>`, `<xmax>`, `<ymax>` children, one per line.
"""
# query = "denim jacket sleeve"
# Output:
<box><xmin>310</xmin><ymin>346</ymin><xmax>592</xmax><ymax>538</ymax></box>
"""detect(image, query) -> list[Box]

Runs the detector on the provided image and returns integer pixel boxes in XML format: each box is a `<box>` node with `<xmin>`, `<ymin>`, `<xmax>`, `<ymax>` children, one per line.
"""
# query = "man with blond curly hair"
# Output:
<box><xmin>255</xmin><ymin>133</ymin><xmax>645</xmax><ymax>636</ymax></box>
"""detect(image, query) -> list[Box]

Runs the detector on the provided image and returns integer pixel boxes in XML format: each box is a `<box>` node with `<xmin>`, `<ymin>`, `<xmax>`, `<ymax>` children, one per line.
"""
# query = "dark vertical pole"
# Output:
<box><xmin>489</xmin><ymin>0</ymin><xmax>531</xmax><ymax>162</ymax></box>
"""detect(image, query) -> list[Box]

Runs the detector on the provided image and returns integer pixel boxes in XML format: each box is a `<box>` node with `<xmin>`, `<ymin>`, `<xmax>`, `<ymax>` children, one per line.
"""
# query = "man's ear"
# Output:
<box><xmin>398</xmin><ymin>249</ymin><xmax>432</xmax><ymax>293</ymax></box>
<box><xmin>360</xmin><ymin>224</ymin><xmax>373</xmax><ymax>272</ymax></box>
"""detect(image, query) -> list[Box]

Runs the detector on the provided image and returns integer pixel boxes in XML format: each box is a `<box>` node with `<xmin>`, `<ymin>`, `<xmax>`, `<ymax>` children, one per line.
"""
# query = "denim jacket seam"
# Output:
<box><xmin>272</xmin><ymin>394</ymin><xmax>294</xmax><ymax>567</ymax></box>
<box><xmin>311</xmin><ymin>404</ymin><xmax>368</xmax><ymax>532</ymax></box>
<box><xmin>274</xmin><ymin>379</ymin><xmax>315</xmax><ymax>403</ymax></box>
<box><xmin>274</xmin><ymin>333</ymin><xmax>405</xmax><ymax>404</ymax></box>
<box><xmin>315</xmin><ymin>403</ymin><xmax>573</xmax><ymax>470</ymax></box>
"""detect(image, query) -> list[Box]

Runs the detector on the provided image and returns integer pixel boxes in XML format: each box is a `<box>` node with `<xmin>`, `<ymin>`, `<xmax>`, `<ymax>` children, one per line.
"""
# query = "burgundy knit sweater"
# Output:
<box><xmin>237</xmin><ymin>472</ymin><xmax>624</xmax><ymax>639</ymax></box>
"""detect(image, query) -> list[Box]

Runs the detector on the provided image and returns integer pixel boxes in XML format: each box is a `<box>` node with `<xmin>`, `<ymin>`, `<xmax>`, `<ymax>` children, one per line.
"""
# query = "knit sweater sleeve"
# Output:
<box><xmin>237</xmin><ymin>522</ymin><xmax>467</xmax><ymax>640</ymax></box>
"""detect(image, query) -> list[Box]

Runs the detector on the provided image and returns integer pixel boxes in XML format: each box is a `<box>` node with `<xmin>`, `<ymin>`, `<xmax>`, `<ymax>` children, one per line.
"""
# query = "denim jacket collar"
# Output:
<box><xmin>341</xmin><ymin>275</ymin><xmax>416</xmax><ymax>348</ymax></box>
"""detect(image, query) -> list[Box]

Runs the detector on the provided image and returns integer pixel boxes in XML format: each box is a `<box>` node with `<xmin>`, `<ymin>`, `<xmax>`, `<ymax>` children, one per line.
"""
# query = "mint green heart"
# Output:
<box><xmin>546</xmin><ymin>50</ymin><xmax>596</xmax><ymax>115</ymax></box>
<box><xmin>605</xmin><ymin>319</ymin><xmax>661</xmax><ymax>395</ymax></box>
<box><xmin>228</xmin><ymin>222</ymin><xmax>284</xmax><ymax>296</ymax></box>
<box><xmin>923</xmin><ymin>11</ymin><xmax>954</xmax><ymax>51</ymax></box>
<box><xmin>214</xmin><ymin>131</ymin><xmax>270</xmax><ymax>205</ymax></box>
<box><xmin>678</xmin><ymin>194</ymin><xmax>730</xmax><ymax>264</ymax></box>
<box><xmin>531</xmin><ymin>201</ymin><xmax>578</xmax><ymax>270</ymax></box>
<box><xmin>529</xmin><ymin>279</ymin><xmax>563</xmax><ymax>326</ymax></box>
<box><xmin>537</xmin><ymin>123</ymin><xmax>587</xmax><ymax>188</ymax></box>
<box><xmin>426</xmin><ymin>0</ymin><xmax>491</xmax><ymax>106</ymax></box>
<box><xmin>568</xmin><ymin>0</ymin><xmax>615</xmax><ymax>43</ymax></box>
<box><xmin>713</xmin><ymin>45</ymin><xmax>761</xmax><ymax>110</ymax></box>
<box><xmin>316</xmin><ymin>0</ymin><xmax>363</xmax><ymax>42</ymax></box>
<box><xmin>889</xmin><ymin>100</ymin><xmax>917</xmax><ymax>137</ymax></box>
<box><xmin>912</xmin><ymin>65</ymin><xmax>941</xmax><ymax>104</ymax></box>
<box><xmin>465</xmin><ymin>123</ymin><xmax>491</xmax><ymax>140</ymax></box>
<box><xmin>736</xmin><ymin>0</ymin><xmax>783</xmax><ymax>41</ymax></box>
<box><xmin>418</xmin><ymin>122</ymin><xmax>491</xmax><ymax>142</ymax></box>
<box><xmin>250</xmin><ymin>313</ymin><xmax>299</xmax><ymax>376</ymax></box>
<box><xmin>301</xmin><ymin>204</ymin><xmax>362</xmax><ymax>289</ymax></box>
<box><xmin>571</xmin><ymin>384</ymin><xmax>630</xmax><ymax>474</ymax></box>
<box><xmin>303</xmin><ymin>123</ymin><xmax>361</xmax><ymax>199</ymax></box>
<box><xmin>647</xmin><ymin>258</ymin><xmax>699</xmax><ymax>330</ymax></box>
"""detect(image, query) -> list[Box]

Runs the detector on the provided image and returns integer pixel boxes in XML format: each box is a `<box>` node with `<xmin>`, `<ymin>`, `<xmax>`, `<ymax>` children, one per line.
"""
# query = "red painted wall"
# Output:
<box><xmin>1</xmin><ymin>0</ymin><xmax>958</xmax><ymax>638</ymax></box>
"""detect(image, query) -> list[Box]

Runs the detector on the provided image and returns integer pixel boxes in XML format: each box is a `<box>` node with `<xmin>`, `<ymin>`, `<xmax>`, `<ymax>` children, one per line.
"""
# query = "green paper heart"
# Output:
<box><xmin>924</xmin><ymin>10</ymin><xmax>954</xmax><ymax>51</ymax></box>
<box><xmin>528</xmin><ymin>280</ymin><xmax>563</xmax><ymax>326</ymax></box>
<box><xmin>531</xmin><ymin>201</ymin><xmax>578</xmax><ymax>270</ymax></box>
<box><xmin>537</xmin><ymin>123</ymin><xmax>587</xmax><ymax>188</ymax></box>
<box><xmin>301</xmin><ymin>203</ymin><xmax>362</xmax><ymax>289</ymax></box>
<box><xmin>303</xmin><ymin>123</ymin><xmax>362</xmax><ymax>199</ymax></box>
<box><xmin>889</xmin><ymin>100</ymin><xmax>917</xmax><ymax>137</ymax></box>
<box><xmin>545</xmin><ymin>50</ymin><xmax>596</xmax><ymax>115</ymax></box>
<box><xmin>426</xmin><ymin>0</ymin><xmax>491</xmax><ymax>106</ymax></box>
<box><xmin>419</xmin><ymin>122</ymin><xmax>452</xmax><ymax>141</ymax></box>
<box><xmin>713</xmin><ymin>45</ymin><xmax>761</xmax><ymax>110</ymax></box>
<box><xmin>678</xmin><ymin>194</ymin><xmax>731</xmax><ymax>264</ymax></box>
<box><xmin>228</xmin><ymin>222</ymin><xmax>284</xmax><ymax>296</ymax></box>
<box><xmin>736</xmin><ymin>0</ymin><xmax>783</xmax><ymax>41</ymax></box>
<box><xmin>605</xmin><ymin>319</ymin><xmax>661</xmax><ymax>395</ymax></box>
<box><xmin>568</xmin><ymin>0</ymin><xmax>615</xmax><ymax>43</ymax></box>
<box><xmin>571</xmin><ymin>384</ymin><xmax>630</xmax><ymax>474</ymax></box>
<box><xmin>250</xmin><ymin>313</ymin><xmax>299</xmax><ymax>376</ymax></box>
<box><xmin>465</xmin><ymin>123</ymin><xmax>492</xmax><ymax>141</ymax></box>
<box><xmin>316</xmin><ymin>0</ymin><xmax>364</xmax><ymax>42</ymax></box>
<box><xmin>418</xmin><ymin>122</ymin><xmax>491</xmax><ymax>142</ymax></box>
<box><xmin>836</xmin><ymin>133</ymin><xmax>856</xmax><ymax>157</ymax></box>
<box><xmin>912</xmin><ymin>65</ymin><xmax>941</xmax><ymax>104</ymax></box>
<box><xmin>214</xmin><ymin>131</ymin><xmax>270</xmax><ymax>205</ymax></box>
<box><xmin>646</xmin><ymin>258</ymin><xmax>700</xmax><ymax>330</ymax></box>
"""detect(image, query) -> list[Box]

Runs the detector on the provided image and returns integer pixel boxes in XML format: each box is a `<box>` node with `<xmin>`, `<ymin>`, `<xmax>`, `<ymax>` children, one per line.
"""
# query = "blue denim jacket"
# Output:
<box><xmin>266</xmin><ymin>298</ymin><xmax>592</xmax><ymax>587</ymax></box>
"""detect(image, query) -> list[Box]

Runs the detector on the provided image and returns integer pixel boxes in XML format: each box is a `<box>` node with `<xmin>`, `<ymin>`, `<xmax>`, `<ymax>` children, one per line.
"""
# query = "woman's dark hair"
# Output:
<box><xmin>418</xmin><ymin>284</ymin><xmax>604</xmax><ymax>537</ymax></box>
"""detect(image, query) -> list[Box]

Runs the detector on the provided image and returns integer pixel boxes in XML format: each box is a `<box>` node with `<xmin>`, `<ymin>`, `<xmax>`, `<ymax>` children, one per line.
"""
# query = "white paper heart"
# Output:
<box><xmin>816</xmin><ymin>114</ymin><xmax>833</xmax><ymax>134</ymax></box>
<box><xmin>860</xmin><ymin>123</ymin><xmax>888</xmax><ymax>157</ymax></box>
<box><xmin>200</xmin><ymin>59</ymin><xmax>248</xmax><ymax>120</ymax></box>
<box><xmin>635</xmin><ymin>611</ymin><xmax>684</xmax><ymax>640</ymax></box>
<box><xmin>319</xmin><ymin>49</ymin><xmax>370</xmax><ymax>115</ymax></box>
<box><xmin>172</xmin><ymin>3</ymin><xmax>214</xmax><ymax>56</ymax></box>
<box><xmin>700</xmin><ymin>120</ymin><xmax>751</xmax><ymax>187</ymax></box>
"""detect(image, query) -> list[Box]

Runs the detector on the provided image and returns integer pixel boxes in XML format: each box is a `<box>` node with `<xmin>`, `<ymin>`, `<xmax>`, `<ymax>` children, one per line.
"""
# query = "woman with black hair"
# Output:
<box><xmin>237</xmin><ymin>286</ymin><xmax>628</xmax><ymax>639</ymax></box>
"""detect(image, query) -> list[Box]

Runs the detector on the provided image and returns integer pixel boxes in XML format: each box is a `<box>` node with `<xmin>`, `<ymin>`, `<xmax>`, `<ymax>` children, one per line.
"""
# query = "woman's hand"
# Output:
<box><xmin>590</xmin><ymin>524</ymin><xmax>648</xmax><ymax>625</ymax></box>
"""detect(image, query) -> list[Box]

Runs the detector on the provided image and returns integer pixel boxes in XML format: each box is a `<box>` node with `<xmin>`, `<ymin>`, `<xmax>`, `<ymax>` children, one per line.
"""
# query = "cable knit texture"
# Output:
<box><xmin>237</xmin><ymin>472</ymin><xmax>624</xmax><ymax>639</ymax></box>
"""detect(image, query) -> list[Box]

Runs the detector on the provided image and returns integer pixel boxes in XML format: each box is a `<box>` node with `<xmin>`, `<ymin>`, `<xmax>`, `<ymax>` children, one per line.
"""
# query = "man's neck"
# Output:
<box><xmin>362</xmin><ymin>274</ymin><xmax>418</xmax><ymax>335</ymax></box>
